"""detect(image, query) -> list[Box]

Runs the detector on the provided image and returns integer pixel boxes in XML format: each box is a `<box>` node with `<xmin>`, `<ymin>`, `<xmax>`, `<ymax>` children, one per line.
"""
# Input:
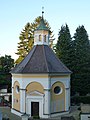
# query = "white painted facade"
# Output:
<box><xmin>11</xmin><ymin>74</ymin><xmax>70</xmax><ymax>118</ymax></box>
<box><xmin>34</xmin><ymin>30</ymin><xmax>49</xmax><ymax>46</ymax></box>
<box><xmin>26</xmin><ymin>91</ymin><xmax>46</xmax><ymax>118</ymax></box>
<box><xmin>11</xmin><ymin>16</ymin><xmax>71</xmax><ymax>118</ymax></box>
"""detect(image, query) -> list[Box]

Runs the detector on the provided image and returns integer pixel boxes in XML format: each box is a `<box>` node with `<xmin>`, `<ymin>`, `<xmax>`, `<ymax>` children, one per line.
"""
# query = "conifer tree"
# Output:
<box><xmin>16</xmin><ymin>16</ymin><xmax>54</xmax><ymax>64</ymax></box>
<box><xmin>55</xmin><ymin>24</ymin><xmax>73</xmax><ymax>69</ymax></box>
<box><xmin>71</xmin><ymin>25</ymin><xmax>90</xmax><ymax>95</ymax></box>
<box><xmin>16</xmin><ymin>22</ymin><xmax>34</xmax><ymax>63</ymax></box>
<box><xmin>56</xmin><ymin>24</ymin><xmax>90</xmax><ymax>96</ymax></box>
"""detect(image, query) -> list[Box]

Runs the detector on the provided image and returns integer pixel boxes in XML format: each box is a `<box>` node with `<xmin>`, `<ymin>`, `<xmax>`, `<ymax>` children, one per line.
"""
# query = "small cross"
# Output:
<box><xmin>42</xmin><ymin>7</ymin><xmax>44</xmax><ymax>17</ymax></box>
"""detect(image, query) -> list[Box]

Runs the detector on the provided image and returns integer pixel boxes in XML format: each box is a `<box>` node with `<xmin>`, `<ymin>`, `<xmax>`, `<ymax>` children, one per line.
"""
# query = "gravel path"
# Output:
<box><xmin>0</xmin><ymin>107</ymin><xmax>21</xmax><ymax>120</ymax></box>
<box><xmin>0</xmin><ymin>106</ymin><xmax>81</xmax><ymax>120</ymax></box>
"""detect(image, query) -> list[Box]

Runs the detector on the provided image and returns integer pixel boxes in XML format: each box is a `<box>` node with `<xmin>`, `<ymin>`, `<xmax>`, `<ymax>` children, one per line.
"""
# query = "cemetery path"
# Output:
<box><xmin>0</xmin><ymin>106</ymin><xmax>80</xmax><ymax>120</ymax></box>
<box><xmin>0</xmin><ymin>107</ymin><xmax>21</xmax><ymax>120</ymax></box>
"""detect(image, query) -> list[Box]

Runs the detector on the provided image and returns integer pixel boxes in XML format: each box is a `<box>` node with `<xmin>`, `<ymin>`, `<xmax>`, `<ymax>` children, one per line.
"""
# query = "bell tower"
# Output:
<box><xmin>34</xmin><ymin>11</ymin><xmax>50</xmax><ymax>46</ymax></box>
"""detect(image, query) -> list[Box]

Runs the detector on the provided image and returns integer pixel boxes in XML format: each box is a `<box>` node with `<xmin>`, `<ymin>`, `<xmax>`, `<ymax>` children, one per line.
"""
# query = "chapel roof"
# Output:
<box><xmin>11</xmin><ymin>45</ymin><xmax>71</xmax><ymax>74</ymax></box>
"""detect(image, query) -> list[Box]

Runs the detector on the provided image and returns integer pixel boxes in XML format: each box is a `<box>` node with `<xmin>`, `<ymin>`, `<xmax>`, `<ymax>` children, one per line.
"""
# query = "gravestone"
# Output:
<box><xmin>0</xmin><ymin>112</ymin><xmax>2</xmax><ymax>120</ymax></box>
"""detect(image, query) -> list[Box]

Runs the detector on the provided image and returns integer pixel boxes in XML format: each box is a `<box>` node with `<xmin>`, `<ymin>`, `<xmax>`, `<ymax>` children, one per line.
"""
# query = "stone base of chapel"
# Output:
<box><xmin>11</xmin><ymin>108</ymin><xmax>24</xmax><ymax>117</ymax></box>
<box><xmin>11</xmin><ymin>108</ymin><xmax>70</xmax><ymax>119</ymax></box>
<box><xmin>51</xmin><ymin>110</ymin><xmax>70</xmax><ymax>118</ymax></box>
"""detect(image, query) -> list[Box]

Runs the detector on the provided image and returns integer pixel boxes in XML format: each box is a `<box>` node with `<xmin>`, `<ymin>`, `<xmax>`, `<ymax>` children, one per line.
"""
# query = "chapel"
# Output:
<box><xmin>11</xmin><ymin>12</ymin><xmax>71</xmax><ymax>118</ymax></box>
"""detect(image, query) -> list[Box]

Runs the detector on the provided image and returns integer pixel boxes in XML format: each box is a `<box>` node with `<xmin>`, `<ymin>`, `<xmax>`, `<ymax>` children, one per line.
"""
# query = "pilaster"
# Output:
<box><xmin>44</xmin><ymin>89</ymin><xmax>50</xmax><ymax>115</ymax></box>
<box><xmin>12</xmin><ymin>87</ymin><xmax>14</xmax><ymax>108</ymax></box>
<box><xmin>65</xmin><ymin>87</ymin><xmax>70</xmax><ymax>111</ymax></box>
<box><xmin>20</xmin><ymin>89</ymin><xmax>26</xmax><ymax>113</ymax></box>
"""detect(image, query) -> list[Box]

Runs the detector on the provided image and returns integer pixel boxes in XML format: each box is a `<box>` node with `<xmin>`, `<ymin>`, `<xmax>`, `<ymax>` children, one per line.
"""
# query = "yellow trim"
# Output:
<box><xmin>51</xmin><ymin>81</ymin><xmax>65</xmax><ymax>112</ymax></box>
<box><xmin>35</xmin><ymin>30</ymin><xmax>48</xmax><ymax>34</ymax></box>
<box><xmin>12</xmin><ymin>74</ymin><xmax>70</xmax><ymax>79</ymax></box>
<box><xmin>12</xmin><ymin>74</ymin><xmax>49</xmax><ymax>78</ymax></box>
<box><xmin>26</xmin><ymin>82</ymin><xmax>44</xmax><ymax>94</ymax></box>
<box><xmin>51</xmin><ymin>82</ymin><xmax>65</xmax><ymax>100</ymax></box>
<box><xmin>13</xmin><ymin>81</ymin><xmax>20</xmax><ymax>111</ymax></box>
<box><xmin>28</xmin><ymin>93</ymin><xmax>42</xmax><ymax>96</ymax></box>
<box><xmin>50</xmin><ymin>75</ymin><xmax>70</xmax><ymax>78</ymax></box>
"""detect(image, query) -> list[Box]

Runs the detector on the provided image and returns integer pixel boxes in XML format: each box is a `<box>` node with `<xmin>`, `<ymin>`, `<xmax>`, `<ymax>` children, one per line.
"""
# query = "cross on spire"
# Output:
<box><xmin>42</xmin><ymin>7</ymin><xmax>44</xmax><ymax>18</ymax></box>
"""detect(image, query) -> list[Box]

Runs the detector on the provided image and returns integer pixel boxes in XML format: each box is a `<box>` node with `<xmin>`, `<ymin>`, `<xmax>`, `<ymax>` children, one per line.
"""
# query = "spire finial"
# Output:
<box><xmin>42</xmin><ymin>7</ymin><xmax>44</xmax><ymax>18</ymax></box>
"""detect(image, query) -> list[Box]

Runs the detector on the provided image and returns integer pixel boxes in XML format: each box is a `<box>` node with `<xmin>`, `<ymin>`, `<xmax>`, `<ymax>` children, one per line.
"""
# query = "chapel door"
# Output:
<box><xmin>31</xmin><ymin>102</ymin><xmax>39</xmax><ymax>116</ymax></box>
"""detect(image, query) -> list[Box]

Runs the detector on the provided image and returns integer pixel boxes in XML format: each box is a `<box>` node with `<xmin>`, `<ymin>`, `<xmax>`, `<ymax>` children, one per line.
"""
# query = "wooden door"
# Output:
<box><xmin>31</xmin><ymin>102</ymin><xmax>39</xmax><ymax>116</ymax></box>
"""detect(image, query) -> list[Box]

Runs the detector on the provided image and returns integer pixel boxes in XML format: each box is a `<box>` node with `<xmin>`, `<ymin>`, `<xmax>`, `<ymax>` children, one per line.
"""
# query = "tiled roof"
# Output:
<box><xmin>11</xmin><ymin>45</ymin><xmax>71</xmax><ymax>74</ymax></box>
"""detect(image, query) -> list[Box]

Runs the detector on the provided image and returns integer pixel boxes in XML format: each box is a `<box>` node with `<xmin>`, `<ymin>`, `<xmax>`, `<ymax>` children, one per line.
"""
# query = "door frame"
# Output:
<box><xmin>26</xmin><ymin>91</ymin><xmax>44</xmax><ymax>118</ymax></box>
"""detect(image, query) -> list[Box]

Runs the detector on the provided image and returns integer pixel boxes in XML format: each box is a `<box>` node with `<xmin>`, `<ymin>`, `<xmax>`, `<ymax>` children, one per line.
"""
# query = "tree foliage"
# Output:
<box><xmin>15</xmin><ymin>17</ymin><xmax>90</xmax><ymax>96</ymax></box>
<box><xmin>16</xmin><ymin>16</ymin><xmax>54</xmax><ymax>64</ymax></box>
<box><xmin>56</xmin><ymin>24</ymin><xmax>90</xmax><ymax>96</ymax></box>
<box><xmin>71</xmin><ymin>25</ymin><xmax>90</xmax><ymax>95</ymax></box>
<box><xmin>55</xmin><ymin>24</ymin><xmax>73</xmax><ymax>68</ymax></box>
<box><xmin>0</xmin><ymin>55</ymin><xmax>14</xmax><ymax>88</ymax></box>
<box><xmin>0</xmin><ymin>55</ymin><xmax>14</xmax><ymax>73</ymax></box>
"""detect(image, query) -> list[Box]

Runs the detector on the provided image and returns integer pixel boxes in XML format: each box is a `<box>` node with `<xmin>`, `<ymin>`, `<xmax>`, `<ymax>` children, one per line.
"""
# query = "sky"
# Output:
<box><xmin>0</xmin><ymin>0</ymin><xmax>90</xmax><ymax>60</ymax></box>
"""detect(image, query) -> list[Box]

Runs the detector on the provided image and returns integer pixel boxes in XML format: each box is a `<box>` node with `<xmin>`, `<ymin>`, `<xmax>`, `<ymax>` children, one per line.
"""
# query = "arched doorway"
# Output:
<box><xmin>26</xmin><ymin>82</ymin><xmax>44</xmax><ymax>117</ymax></box>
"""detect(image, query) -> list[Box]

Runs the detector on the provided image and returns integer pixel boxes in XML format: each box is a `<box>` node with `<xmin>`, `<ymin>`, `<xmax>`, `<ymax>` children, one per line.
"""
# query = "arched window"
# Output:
<box><xmin>44</xmin><ymin>35</ymin><xmax>46</xmax><ymax>42</ymax></box>
<box><xmin>39</xmin><ymin>35</ymin><xmax>42</xmax><ymax>41</ymax></box>
<box><xmin>16</xmin><ymin>85</ymin><xmax>20</xmax><ymax>93</ymax></box>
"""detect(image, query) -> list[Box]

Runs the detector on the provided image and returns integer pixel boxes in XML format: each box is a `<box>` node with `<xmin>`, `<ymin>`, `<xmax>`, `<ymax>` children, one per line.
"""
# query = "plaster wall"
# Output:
<box><xmin>26</xmin><ymin>82</ymin><xmax>44</xmax><ymax>94</ymax></box>
<box><xmin>51</xmin><ymin>81</ymin><xmax>65</xmax><ymax>113</ymax></box>
<box><xmin>50</xmin><ymin>75</ymin><xmax>70</xmax><ymax>112</ymax></box>
<box><xmin>13</xmin><ymin>81</ymin><xmax>20</xmax><ymax>111</ymax></box>
<box><xmin>12</xmin><ymin>73</ymin><xmax>70</xmax><ymax>118</ymax></box>
<box><xmin>34</xmin><ymin>30</ymin><xmax>49</xmax><ymax>45</ymax></box>
<box><xmin>12</xmin><ymin>74</ymin><xmax>50</xmax><ymax>89</ymax></box>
